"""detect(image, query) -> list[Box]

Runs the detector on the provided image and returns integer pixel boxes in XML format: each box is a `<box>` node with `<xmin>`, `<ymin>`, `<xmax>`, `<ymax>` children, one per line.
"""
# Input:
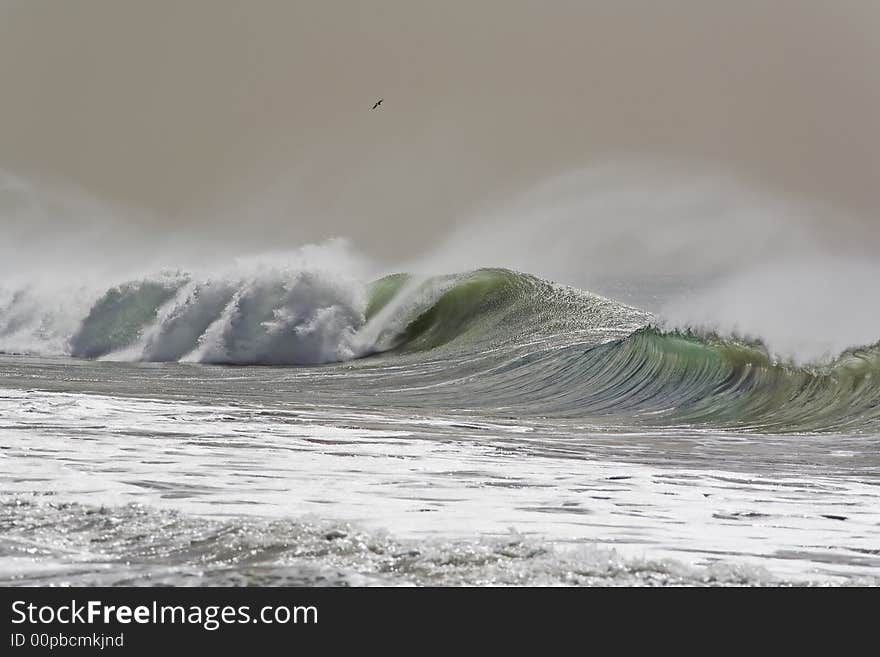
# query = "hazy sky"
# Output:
<box><xmin>1</xmin><ymin>1</ymin><xmax>878</xmax><ymax>258</ymax></box>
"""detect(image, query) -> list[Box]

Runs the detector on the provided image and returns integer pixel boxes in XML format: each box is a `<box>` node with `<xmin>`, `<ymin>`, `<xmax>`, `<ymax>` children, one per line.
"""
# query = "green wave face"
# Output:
<box><xmin>69</xmin><ymin>279</ymin><xmax>184</xmax><ymax>358</ymax></box>
<box><xmin>365</xmin><ymin>273</ymin><xmax>411</xmax><ymax>320</ymax></box>
<box><xmin>366</xmin><ymin>268</ymin><xmax>643</xmax><ymax>353</ymax></box>
<box><xmin>383</xmin><ymin>269</ymin><xmax>533</xmax><ymax>352</ymax></box>
<box><xmin>566</xmin><ymin>327</ymin><xmax>880</xmax><ymax>432</ymax></box>
<box><xmin>359</xmin><ymin>269</ymin><xmax>880</xmax><ymax>433</ymax></box>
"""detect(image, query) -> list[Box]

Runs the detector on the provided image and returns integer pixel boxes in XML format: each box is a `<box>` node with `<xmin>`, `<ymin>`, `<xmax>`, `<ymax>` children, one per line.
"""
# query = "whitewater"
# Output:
<box><xmin>1</xmin><ymin>256</ymin><xmax>879</xmax><ymax>585</ymax></box>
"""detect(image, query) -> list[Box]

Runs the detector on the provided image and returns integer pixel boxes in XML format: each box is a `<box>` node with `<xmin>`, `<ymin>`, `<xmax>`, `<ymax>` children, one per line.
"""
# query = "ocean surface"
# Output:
<box><xmin>1</xmin><ymin>268</ymin><xmax>879</xmax><ymax>585</ymax></box>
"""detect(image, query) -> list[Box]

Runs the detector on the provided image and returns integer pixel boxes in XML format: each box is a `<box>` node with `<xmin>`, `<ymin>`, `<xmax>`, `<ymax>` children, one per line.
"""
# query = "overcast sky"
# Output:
<box><xmin>1</xmin><ymin>1</ymin><xmax>878</xmax><ymax>259</ymax></box>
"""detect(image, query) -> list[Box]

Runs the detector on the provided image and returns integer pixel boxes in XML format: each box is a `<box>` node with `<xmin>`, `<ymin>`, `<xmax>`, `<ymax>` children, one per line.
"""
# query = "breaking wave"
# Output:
<box><xmin>0</xmin><ymin>267</ymin><xmax>642</xmax><ymax>364</ymax></box>
<box><xmin>1</xmin><ymin>265</ymin><xmax>879</xmax><ymax>432</ymax></box>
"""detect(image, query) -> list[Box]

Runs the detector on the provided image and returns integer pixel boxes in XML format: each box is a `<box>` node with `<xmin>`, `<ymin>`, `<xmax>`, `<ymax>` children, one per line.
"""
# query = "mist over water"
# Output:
<box><xmin>416</xmin><ymin>162</ymin><xmax>880</xmax><ymax>362</ymax></box>
<box><xmin>3</xmin><ymin>160</ymin><xmax>877</xmax><ymax>364</ymax></box>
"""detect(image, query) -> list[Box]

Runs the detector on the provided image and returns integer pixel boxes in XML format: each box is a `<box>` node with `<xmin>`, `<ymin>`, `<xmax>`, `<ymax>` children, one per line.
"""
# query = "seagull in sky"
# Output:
<box><xmin>371</xmin><ymin>98</ymin><xmax>383</xmax><ymax>110</ymax></box>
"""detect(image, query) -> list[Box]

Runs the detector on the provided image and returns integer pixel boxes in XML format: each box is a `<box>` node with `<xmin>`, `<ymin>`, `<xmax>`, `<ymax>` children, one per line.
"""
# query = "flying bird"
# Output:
<box><xmin>371</xmin><ymin>98</ymin><xmax>383</xmax><ymax>110</ymax></box>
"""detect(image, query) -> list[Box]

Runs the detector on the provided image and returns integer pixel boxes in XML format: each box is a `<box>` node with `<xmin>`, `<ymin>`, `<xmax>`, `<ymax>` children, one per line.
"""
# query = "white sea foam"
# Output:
<box><xmin>1</xmin><ymin>386</ymin><xmax>877</xmax><ymax>586</ymax></box>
